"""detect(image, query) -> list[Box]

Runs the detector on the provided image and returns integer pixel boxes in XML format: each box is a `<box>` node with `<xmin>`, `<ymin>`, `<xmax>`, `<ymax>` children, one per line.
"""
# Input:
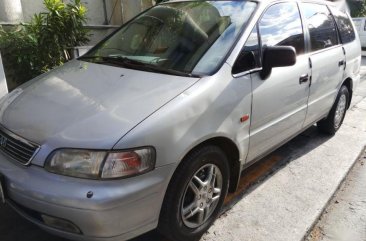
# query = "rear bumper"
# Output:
<box><xmin>0</xmin><ymin>153</ymin><xmax>176</xmax><ymax>241</ymax></box>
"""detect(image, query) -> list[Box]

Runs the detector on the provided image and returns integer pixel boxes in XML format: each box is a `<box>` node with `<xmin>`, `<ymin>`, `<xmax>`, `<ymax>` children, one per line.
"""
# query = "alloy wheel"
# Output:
<box><xmin>334</xmin><ymin>94</ymin><xmax>347</xmax><ymax>129</ymax></box>
<box><xmin>181</xmin><ymin>164</ymin><xmax>223</xmax><ymax>229</ymax></box>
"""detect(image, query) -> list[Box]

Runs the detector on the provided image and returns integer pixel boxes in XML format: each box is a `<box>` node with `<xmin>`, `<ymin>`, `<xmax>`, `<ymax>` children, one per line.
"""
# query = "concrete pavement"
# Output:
<box><xmin>306</xmin><ymin>149</ymin><xmax>366</xmax><ymax>241</ymax></box>
<box><xmin>202</xmin><ymin>78</ymin><xmax>366</xmax><ymax>241</ymax></box>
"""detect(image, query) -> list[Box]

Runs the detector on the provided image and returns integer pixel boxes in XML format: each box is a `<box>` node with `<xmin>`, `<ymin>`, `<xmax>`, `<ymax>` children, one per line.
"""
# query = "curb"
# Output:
<box><xmin>303</xmin><ymin>83</ymin><xmax>366</xmax><ymax>239</ymax></box>
<box><xmin>302</xmin><ymin>145</ymin><xmax>366</xmax><ymax>241</ymax></box>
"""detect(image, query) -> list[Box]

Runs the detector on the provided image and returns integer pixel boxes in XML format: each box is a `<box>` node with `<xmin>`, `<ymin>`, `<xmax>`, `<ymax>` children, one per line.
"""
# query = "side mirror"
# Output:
<box><xmin>260</xmin><ymin>46</ymin><xmax>297</xmax><ymax>80</ymax></box>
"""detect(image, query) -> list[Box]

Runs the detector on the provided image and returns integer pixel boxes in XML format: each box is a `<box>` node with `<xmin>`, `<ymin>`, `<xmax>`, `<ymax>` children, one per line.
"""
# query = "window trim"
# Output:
<box><xmin>300</xmin><ymin>2</ymin><xmax>342</xmax><ymax>54</ymax></box>
<box><xmin>327</xmin><ymin>5</ymin><xmax>342</xmax><ymax>45</ymax></box>
<box><xmin>304</xmin><ymin>43</ymin><xmax>343</xmax><ymax>56</ymax></box>
<box><xmin>232</xmin><ymin>67</ymin><xmax>262</xmax><ymax>79</ymax></box>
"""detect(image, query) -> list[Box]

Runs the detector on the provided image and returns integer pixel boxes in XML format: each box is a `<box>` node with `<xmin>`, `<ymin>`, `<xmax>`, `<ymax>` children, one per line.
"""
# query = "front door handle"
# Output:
<box><xmin>299</xmin><ymin>74</ymin><xmax>309</xmax><ymax>84</ymax></box>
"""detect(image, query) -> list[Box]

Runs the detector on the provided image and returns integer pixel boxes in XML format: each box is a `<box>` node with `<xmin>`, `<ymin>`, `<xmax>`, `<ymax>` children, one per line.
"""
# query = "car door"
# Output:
<box><xmin>300</xmin><ymin>3</ymin><xmax>345</xmax><ymax>127</ymax></box>
<box><xmin>246</xmin><ymin>2</ymin><xmax>310</xmax><ymax>162</ymax></box>
<box><xmin>330</xmin><ymin>6</ymin><xmax>361</xmax><ymax>91</ymax></box>
<box><xmin>230</xmin><ymin>25</ymin><xmax>261</xmax><ymax>164</ymax></box>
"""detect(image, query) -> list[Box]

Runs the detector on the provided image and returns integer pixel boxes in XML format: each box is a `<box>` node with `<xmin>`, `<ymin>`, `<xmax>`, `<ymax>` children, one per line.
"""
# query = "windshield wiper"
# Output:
<box><xmin>105</xmin><ymin>56</ymin><xmax>200</xmax><ymax>77</ymax></box>
<box><xmin>79</xmin><ymin>55</ymin><xmax>201</xmax><ymax>78</ymax></box>
<box><xmin>78</xmin><ymin>56</ymin><xmax>110</xmax><ymax>63</ymax></box>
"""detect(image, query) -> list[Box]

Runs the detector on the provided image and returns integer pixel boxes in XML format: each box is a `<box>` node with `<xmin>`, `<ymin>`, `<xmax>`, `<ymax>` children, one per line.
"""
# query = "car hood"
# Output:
<box><xmin>0</xmin><ymin>60</ymin><xmax>199</xmax><ymax>150</ymax></box>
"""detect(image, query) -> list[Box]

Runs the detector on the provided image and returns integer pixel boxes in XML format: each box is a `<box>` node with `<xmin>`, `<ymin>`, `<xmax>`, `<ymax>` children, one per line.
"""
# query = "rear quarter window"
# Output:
<box><xmin>330</xmin><ymin>8</ymin><xmax>356</xmax><ymax>44</ymax></box>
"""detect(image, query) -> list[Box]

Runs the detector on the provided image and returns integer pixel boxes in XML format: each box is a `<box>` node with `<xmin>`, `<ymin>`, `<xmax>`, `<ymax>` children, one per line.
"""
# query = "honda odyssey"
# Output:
<box><xmin>0</xmin><ymin>0</ymin><xmax>361</xmax><ymax>241</ymax></box>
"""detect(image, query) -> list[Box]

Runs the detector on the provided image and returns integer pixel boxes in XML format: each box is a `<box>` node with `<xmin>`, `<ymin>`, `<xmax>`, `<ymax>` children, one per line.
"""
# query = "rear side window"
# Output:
<box><xmin>259</xmin><ymin>2</ymin><xmax>305</xmax><ymax>55</ymax></box>
<box><xmin>302</xmin><ymin>3</ymin><xmax>339</xmax><ymax>52</ymax></box>
<box><xmin>330</xmin><ymin>8</ymin><xmax>356</xmax><ymax>44</ymax></box>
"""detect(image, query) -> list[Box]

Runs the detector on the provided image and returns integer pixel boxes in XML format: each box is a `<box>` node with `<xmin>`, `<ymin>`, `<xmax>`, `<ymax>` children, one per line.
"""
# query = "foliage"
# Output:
<box><xmin>0</xmin><ymin>0</ymin><xmax>89</xmax><ymax>89</ymax></box>
<box><xmin>348</xmin><ymin>0</ymin><xmax>366</xmax><ymax>17</ymax></box>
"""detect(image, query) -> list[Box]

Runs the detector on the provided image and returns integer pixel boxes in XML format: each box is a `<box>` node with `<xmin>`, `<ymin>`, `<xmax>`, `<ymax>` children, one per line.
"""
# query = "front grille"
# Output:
<box><xmin>0</xmin><ymin>126</ymin><xmax>40</xmax><ymax>165</ymax></box>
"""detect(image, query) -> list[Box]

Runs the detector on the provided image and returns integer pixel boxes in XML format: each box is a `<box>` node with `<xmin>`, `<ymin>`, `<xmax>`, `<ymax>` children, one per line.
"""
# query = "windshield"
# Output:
<box><xmin>81</xmin><ymin>1</ymin><xmax>257</xmax><ymax>76</ymax></box>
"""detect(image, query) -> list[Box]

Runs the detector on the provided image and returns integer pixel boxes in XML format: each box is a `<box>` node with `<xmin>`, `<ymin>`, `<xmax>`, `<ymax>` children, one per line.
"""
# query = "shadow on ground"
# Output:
<box><xmin>0</xmin><ymin>126</ymin><xmax>333</xmax><ymax>241</ymax></box>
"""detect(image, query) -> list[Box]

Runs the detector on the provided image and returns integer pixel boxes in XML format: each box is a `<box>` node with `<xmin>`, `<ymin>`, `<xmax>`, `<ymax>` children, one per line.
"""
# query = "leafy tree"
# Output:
<box><xmin>348</xmin><ymin>0</ymin><xmax>366</xmax><ymax>17</ymax></box>
<box><xmin>0</xmin><ymin>0</ymin><xmax>89</xmax><ymax>90</ymax></box>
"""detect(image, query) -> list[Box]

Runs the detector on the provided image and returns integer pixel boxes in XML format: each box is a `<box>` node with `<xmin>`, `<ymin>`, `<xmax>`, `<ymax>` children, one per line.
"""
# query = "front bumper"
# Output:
<box><xmin>0</xmin><ymin>152</ymin><xmax>176</xmax><ymax>241</ymax></box>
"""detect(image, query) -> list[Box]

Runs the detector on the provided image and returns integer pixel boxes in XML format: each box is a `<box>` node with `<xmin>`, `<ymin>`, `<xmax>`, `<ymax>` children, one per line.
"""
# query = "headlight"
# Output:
<box><xmin>102</xmin><ymin>148</ymin><xmax>155</xmax><ymax>179</ymax></box>
<box><xmin>45</xmin><ymin>147</ymin><xmax>155</xmax><ymax>179</ymax></box>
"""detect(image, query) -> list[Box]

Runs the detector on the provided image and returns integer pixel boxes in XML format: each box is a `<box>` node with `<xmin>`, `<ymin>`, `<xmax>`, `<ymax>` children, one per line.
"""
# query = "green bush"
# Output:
<box><xmin>0</xmin><ymin>0</ymin><xmax>89</xmax><ymax>90</ymax></box>
<box><xmin>348</xmin><ymin>0</ymin><xmax>366</xmax><ymax>17</ymax></box>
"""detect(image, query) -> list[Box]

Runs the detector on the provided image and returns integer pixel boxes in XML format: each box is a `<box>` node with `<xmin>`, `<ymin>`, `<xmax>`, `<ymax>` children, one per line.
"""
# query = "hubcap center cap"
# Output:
<box><xmin>197</xmin><ymin>186</ymin><xmax>212</xmax><ymax>208</ymax></box>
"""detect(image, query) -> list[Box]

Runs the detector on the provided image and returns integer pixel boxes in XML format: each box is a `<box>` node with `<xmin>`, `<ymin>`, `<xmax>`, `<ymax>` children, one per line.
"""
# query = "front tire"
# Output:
<box><xmin>317</xmin><ymin>85</ymin><xmax>350</xmax><ymax>135</ymax></box>
<box><xmin>158</xmin><ymin>145</ymin><xmax>230</xmax><ymax>241</ymax></box>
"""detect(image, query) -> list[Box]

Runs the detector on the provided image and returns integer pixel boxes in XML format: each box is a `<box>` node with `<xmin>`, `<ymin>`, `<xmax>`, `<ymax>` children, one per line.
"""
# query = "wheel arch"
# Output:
<box><xmin>177</xmin><ymin>136</ymin><xmax>241</xmax><ymax>194</ymax></box>
<box><xmin>342</xmin><ymin>77</ymin><xmax>353</xmax><ymax>109</ymax></box>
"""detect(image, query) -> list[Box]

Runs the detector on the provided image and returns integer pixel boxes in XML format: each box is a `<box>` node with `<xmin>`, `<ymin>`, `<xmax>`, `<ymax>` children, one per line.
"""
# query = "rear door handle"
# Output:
<box><xmin>338</xmin><ymin>60</ymin><xmax>345</xmax><ymax>67</ymax></box>
<box><xmin>299</xmin><ymin>74</ymin><xmax>309</xmax><ymax>84</ymax></box>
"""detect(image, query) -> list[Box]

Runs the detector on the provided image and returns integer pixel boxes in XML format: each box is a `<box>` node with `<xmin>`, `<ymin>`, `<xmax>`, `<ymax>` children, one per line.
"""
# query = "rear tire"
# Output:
<box><xmin>158</xmin><ymin>145</ymin><xmax>229</xmax><ymax>241</ymax></box>
<box><xmin>317</xmin><ymin>85</ymin><xmax>349</xmax><ymax>135</ymax></box>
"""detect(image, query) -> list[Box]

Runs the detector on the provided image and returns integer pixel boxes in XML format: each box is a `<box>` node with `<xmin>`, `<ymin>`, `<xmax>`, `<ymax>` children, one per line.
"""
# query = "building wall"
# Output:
<box><xmin>0</xmin><ymin>0</ymin><xmax>23</xmax><ymax>23</ymax></box>
<box><xmin>20</xmin><ymin>0</ymin><xmax>44</xmax><ymax>22</ymax></box>
<box><xmin>1</xmin><ymin>0</ymin><xmax>156</xmax><ymax>45</ymax></box>
<box><xmin>0</xmin><ymin>0</ymin><xmax>157</xmax><ymax>89</ymax></box>
<box><xmin>121</xmin><ymin>0</ymin><xmax>142</xmax><ymax>23</ymax></box>
<box><xmin>12</xmin><ymin>0</ymin><xmax>154</xmax><ymax>25</ymax></box>
<box><xmin>0</xmin><ymin>53</ymin><xmax>8</xmax><ymax>97</ymax></box>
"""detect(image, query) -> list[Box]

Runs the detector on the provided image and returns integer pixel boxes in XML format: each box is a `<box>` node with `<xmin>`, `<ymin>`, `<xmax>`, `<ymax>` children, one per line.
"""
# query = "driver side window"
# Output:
<box><xmin>259</xmin><ymin>2</ymin><xmax>305</xmax><ymax>55</ymax></box>
<box><xmin>233</xmin><ymin>2</ymin><xmax>304</xmax><ymax>75</ymax></box>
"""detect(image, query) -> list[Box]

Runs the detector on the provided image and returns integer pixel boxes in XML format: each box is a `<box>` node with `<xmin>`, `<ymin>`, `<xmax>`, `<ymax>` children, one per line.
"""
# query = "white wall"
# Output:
<box><xmin>0</xmin><ymin>0</ymin><xmax>155</xmax><ymax>44</ymax></box>
<box><xmin>0</xmin><ymin>0</ymin><xmax>23</xmax><ymax>23</ymax></box>
<box><xmin>20</xmin><ymin>0</ymin><xmax>111</xmax><ymax>25</ymax></box>
<box><xmin>81</xmin><ymin>0</ymin><xmax>108</xmax><ymax>25</ymax></box>
<box><xmin>0</xmin><ymin>54</ymin><xmax>8</xmax><ymax>98</ymax></box>
<box><xmin>17</xmin><ymin>0</ymin><xmax>155</xmax><ymax>25</ymax></box>
<box><xmin>121</xmin><ymin>0</ymin><xmax>155</xmax><ymax>22</ymax></box>
<box><xmin>20</xmin><ymin>0</ymin><xmax>44</xmax><ymax>22</ymax></box>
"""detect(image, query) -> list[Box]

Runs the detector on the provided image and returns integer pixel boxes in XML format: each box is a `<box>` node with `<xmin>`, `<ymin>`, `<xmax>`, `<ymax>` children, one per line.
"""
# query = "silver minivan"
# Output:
<box><xmin>0</xmin><ymin>0</ymin><xmax>361</xmax><ymax>241</ymax></box>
